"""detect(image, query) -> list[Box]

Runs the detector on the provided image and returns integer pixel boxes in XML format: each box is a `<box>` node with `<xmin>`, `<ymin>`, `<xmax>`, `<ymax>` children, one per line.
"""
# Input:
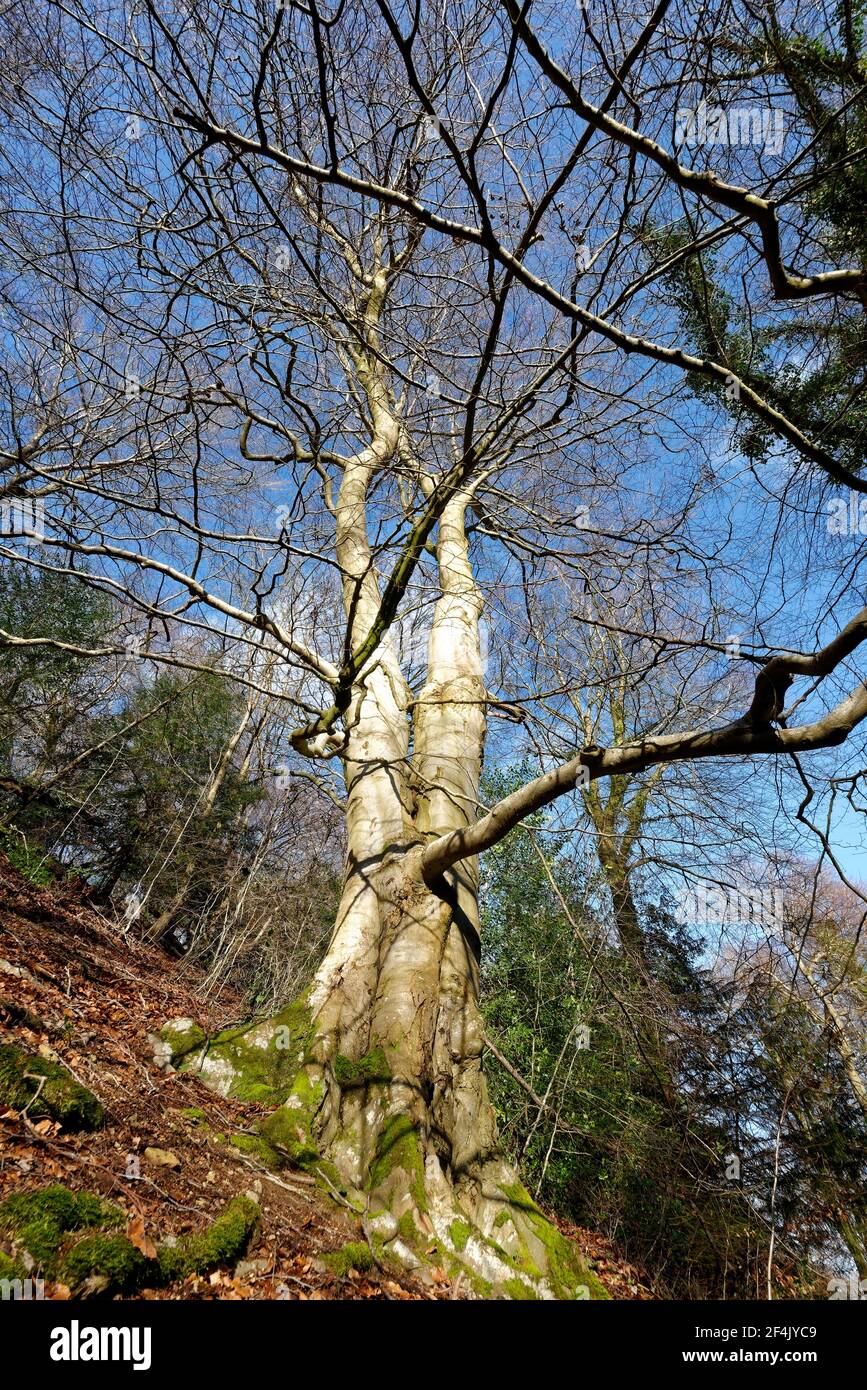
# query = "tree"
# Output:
<box><xmin>93</xmin><ymin>671</ymin><xmax>261</xmax><ymax>935</ymax></box>
<box><xmin>1</xmin><ymin>0</ymin><xmax>866</xmax><ymax>1295</ymax></box>
<box><xmin>0</xmin><ymin>565</ymin><xmax>117</xmax><ymax>845</ymax></box>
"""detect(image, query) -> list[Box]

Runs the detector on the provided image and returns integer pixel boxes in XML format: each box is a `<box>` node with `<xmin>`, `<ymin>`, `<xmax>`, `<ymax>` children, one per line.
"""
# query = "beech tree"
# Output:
<box><xmin>1</xmin><ymin>0</ymin><xmax>866</xmax><ymax>1296</ymax></box>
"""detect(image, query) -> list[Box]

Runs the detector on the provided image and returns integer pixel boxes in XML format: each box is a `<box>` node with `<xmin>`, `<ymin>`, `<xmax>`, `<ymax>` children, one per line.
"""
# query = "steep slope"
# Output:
<box><xmin>0</xmin><ymin>855</ymin><xmax>645</xmax><ymax>1300</ymax></box>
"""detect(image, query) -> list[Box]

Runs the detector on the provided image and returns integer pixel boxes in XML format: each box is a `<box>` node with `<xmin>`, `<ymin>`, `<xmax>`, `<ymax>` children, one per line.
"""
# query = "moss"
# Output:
<box><xmin>0</xmin><ymin>1186</ymin><xmax>120</xmax><ymax>1276</ymax></box>
<box><xmin>260</xmin><ymin>1065</ymin><xmax>326</xmax><ymax>1170</ymax></box>
<box><xmin>286</xmin><ymin>1067</ymin><xmax>323</xmax><ymax>1110</ymax></box>
<box><xmin>0</xmin><ymin>1043</ymin><xmax>104</xmax><ymax>1131</ymax></box>
<box><xmin>332</xmin><ymin>1046</ymin><xmax>390</xmax><ymax>1088</ymax></box>
<box><xmin>0</xmin><ymin>1250</ymin><xmax>25</xmax><ymax>1282</ymax></box>
<box><xmin>497</xmin><ymin>1181</ymin><xmax>607</xmax><ymax>1300</ymax></box>
<box><xmin>236</xmin><ymin>1083</ymin><xmax>276</xmax><ymax>1103</ymax></box>
<box><xmin>156</xmin><ymin>1196</ymin><xmax>260</xmax><ymax>1282</ymax></box>
<box><xmin>159</xmin><ymin>1021</ymin><xmax>206</xmax><ymax>1065</ymax></box>
<box><xmin>367</xmin><ymin>1114</ymin><xmax>428</xmax><ymax>1213</ymax></box>
<box><xmin>396</xmin><ymin>1208</ymin><xmax>421</xmax><ymax>1244</ymax></box>
<box><xmin>261</xmin><ymin>1106</ymin><xmax>318</xmax><ymax>1168</ymax></box>
<box><xmin>449</xmin><ymin>1217</ymin><xmax>472</xmax><ymax>1253</ymax></box>
<box><xmin>179</xmin><ymin>1106</ymin><xmax>207</xmax><ymax>1123</ymax></box>
<box><xmin>0</xmin><ymin>1185</ymin><xmax>259</xmax><ymax>1294</ymax></box>
<box><xmin>504</xmin><ymin>1276</ymin><xmax>540</xmax><ymax>1300</ymax></box>
<box><xmin>182</xmin><ymin>995</ymin><xmax>316</xmax><ymax>1106</ymax></box>
<box><xmin>229</xmin><ymin>1132</ymin><xmax>282</xmax><ymax>1167</ymax></box>
<box><xmin>322</xmin><ymin>1241</ymin><xmax>374</xmax><ymax>1278</ymax></box>
<box><xmin>62</xmin><ymin>1234</ymin><xmax>147</xmax><ymax>1291</ymax></box>
<box><xmin>499</xmin><ymin>1178</ymin><xmax>540</xmax><ymax>1213</ymax></box>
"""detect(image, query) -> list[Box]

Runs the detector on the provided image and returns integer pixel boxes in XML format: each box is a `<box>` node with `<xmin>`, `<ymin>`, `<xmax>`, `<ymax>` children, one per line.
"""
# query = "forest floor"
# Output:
<box><xmin>0</xmin><ymin>855</ymin><xmax>651</xmax><ymax>1300</ymax></box>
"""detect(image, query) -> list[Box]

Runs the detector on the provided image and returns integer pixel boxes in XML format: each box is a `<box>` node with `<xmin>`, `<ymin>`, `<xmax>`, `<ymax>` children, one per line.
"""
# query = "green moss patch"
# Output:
<box><xmin>0</xmin><ymin>1043</ymin><xmax>104</xmax><ymax>1131</ymax></box>
<box><xmin>62</xmin><ymin>1233</ymin><xmax>148</xmax><ymax>1290</ymax></box>
<box><xmin>179</xmin><ymin>1106</ymin><xmax>207</xmax><ymax>1123</ymax></box>
<box><xmin>368</xmin><ymin>1114</ymin><xmax>427</xmax><ymax>1213</ymax></box>
<box><xmin>449</xmin><ymin>1217</ymin><xmax>472</xmax><ymax>1252</ymax></box>
<box><xmin>156</xmin><ymin>1195</ymin><xmax>260</xmax><ymax>1282</ymax></box>
<box><xmin>259</xmin><ymin>1066</ymin><xmax>326</xmax><ymax>1169</ymax></box>
<box><xmin>229</xmin><ymin>1132</ymin><xmax>282</xmax><ymax>1167</ymax></box>
<box><xmin>498</xmin><ymin>1180</ymin><xmax>608</xmax><ymax>1300</ymax></box>
<box><xmin>174</xmin><ymin>995</ymin><xmax>316</xmax><ymax>1106</ymax></box>
<box><xmin>322</xmin><ymin>1241</ymin><xmax>374</xmax><ymax>1278</ymax></box>
<box><xmin>0</xmin><ymin>1185</ymin><xmax>120</xmax><ymax>1275</ymax></box>
<box><xmin>0</xmin><ymin>1185</ymin><xmax>260</xmax><ymax>1294</ymax></box>
<box><xmin>504</xmin><ymin>1275</ymin><xmax>541</xmax><ymax>1300</ymax></box>
<box><xmin>333</xmin><ymin>1046</ymin><xmax>391</xmax><ymax>1088</ymax></box>
<box><xmin>0</xmin><ymin>1250</ymin><xmax>26</xmax><ymax>1282</ymax></box>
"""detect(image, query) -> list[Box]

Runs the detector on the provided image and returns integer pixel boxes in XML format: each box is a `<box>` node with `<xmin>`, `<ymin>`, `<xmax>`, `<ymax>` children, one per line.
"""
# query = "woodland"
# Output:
<box><xmin>0</xmin><ymin>0</ymin><xmax>866</xmax><ymax>1306</ymax></box>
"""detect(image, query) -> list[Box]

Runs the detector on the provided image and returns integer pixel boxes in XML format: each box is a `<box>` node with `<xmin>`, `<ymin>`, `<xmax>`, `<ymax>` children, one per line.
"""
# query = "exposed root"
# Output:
<box><xmin>157</xmin><ymin>1011</ymin><xmax>607</xmax><ymax>1300</ymax></box>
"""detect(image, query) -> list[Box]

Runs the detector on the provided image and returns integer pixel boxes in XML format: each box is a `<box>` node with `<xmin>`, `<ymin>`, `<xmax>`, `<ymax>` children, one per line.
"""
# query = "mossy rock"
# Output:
<box><xmin>156</xmin><ymin>1195</ymin><xmax>261</xmax><ymax>1282</ymax></box>
<box><xmin>0</xmin><ymin>1043</ymin><xmax>104</xmax><ymax>1131</ymax></box>
<box><xmin>62</xmin><ymin>1196</ymin><xmax>261</xmax><ymax>1294</ymax></box>
<box><xmin>170</xmin><ymin>995</ymin><xmax>316</xmax><ymax>1105</ymax></box>
<box><xmin>62</xmin><ymin>1233</ymin><xmax>149</xmax><ymax>1291</ymax></box>
<box><xmin>159</xmin><ymin>1019</ymin><xmax>207</xmax><ymax>1066</ymax></box>
<box><xmin>322</xmin><ymin>1241</ymin><xmax>374</xmax><ymax>1278</ymax></box>
<box><xmin>0</xmin><ymin>1185</ymin><xmax>121</xmax><ymax>1275</ymax></box>
<box><xmin>0</xmin><ymin>1184</ymin><xmax>260</xmax><ymax>1294</ymax></box>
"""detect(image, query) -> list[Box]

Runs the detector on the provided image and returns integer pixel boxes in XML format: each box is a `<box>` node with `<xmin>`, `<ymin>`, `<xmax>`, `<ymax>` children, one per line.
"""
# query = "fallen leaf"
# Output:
<box><xmin>126</xmin><ymin>1214</ymin><xmax>158</xmax><ymax>1261</ymax></box>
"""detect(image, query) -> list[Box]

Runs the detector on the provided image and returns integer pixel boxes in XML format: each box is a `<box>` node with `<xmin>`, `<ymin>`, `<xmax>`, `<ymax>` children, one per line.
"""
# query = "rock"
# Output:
<box><xmin>0</xmin><ymin>1042</ymin><xmax>104</xmax><ymax>1131</ymax></box>
<box><xmin>158</xmin><ymin>1018</ymin><xmax>207</xmax><ymax>1067</ymax></box>
<box><xmin>148</xmin><ymin>1033</ymin><xmax>173</xmax><ymax>1070</ymax></box>
<box><xmin>386</xmin><ymin>1237</ymin><xmax>421</xmax><ymax>1269</ymax></box>
<box><xmin>143</xmin><ymin>1146</ymin><xmax>180</xmax><ymax>1168</ymax></box>
<box><xmin>234</xmin><ymin>1256</ymin><xmax>271</xmax><ymax>1279</ymax></box>
<box><xmin>363</xmin><ymin>1209</ymin><xmax>399</xmax><ymax>1242</ymax></box>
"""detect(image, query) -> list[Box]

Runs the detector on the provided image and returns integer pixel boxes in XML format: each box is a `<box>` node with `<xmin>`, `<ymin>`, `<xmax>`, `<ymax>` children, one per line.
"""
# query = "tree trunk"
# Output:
<box><xmin>163</xmin><ymin>487</ymin><xmax>603</xmax><ymax>1298</ymax></box>
<box><xmin>148</xmin><ymin>701</ymin><xmax>254</xmax><ymax>942</ymax></box>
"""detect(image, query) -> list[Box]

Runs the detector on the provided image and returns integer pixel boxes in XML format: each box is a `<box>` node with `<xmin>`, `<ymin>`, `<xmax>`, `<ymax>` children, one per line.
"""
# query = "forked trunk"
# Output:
<box><xmin>160</xmin><ymin>489</ymin><xmax>603</xmax><ymax>1297</ymax></box>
